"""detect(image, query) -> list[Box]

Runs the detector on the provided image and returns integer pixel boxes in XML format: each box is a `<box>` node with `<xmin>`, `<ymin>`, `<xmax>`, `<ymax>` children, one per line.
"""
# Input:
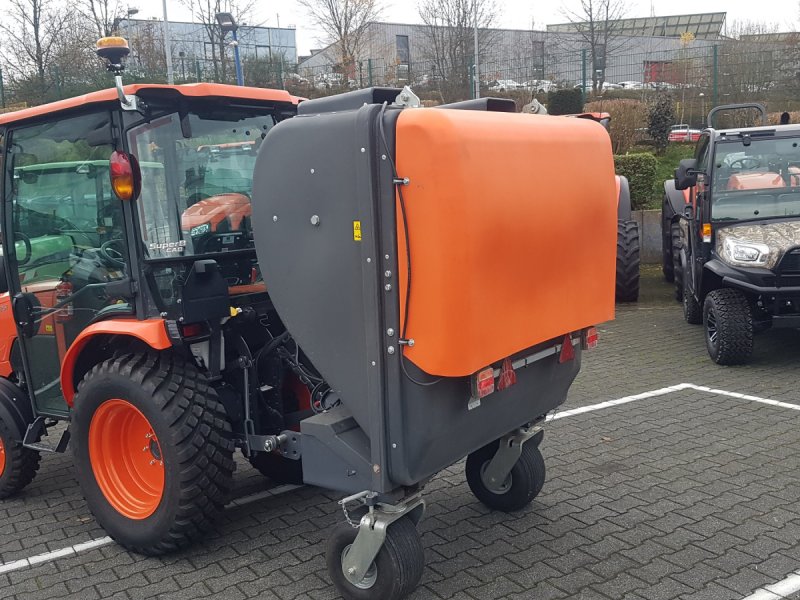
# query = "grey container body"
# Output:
<box><xmin>251</xmin><ymin>99</ymin><xmax>580</xmax><ymax>495</ymax></box>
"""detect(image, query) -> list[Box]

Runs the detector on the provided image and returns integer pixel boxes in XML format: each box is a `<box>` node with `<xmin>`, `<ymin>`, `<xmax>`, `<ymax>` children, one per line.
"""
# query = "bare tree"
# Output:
<box><xmin>559</xmin><ymin>0</ymin><xmax>628</xmax><ymax>92</ymax></box>
<box><xmin>180</xmin><ymin>0</ymin><xmax>256</xmax><ymax>82</ymax></box>
<box><xmin>417</xmin><ymin>0</ymin><xmax>499</xmax><ymax>102</ymax></box>
<box><xmin>0</xmin><ymin>0</ymin><xmax>72</xmax><ymax>97</ymax></box>
<box><xmin>298</xmin><ymin>0</ymin><xmax>383</xmax><ymax>78</ymax></box>
<box><xmin>81</xmin><ymin>0</ymin><xmax>122</xmax><ymax>38</ymax></box>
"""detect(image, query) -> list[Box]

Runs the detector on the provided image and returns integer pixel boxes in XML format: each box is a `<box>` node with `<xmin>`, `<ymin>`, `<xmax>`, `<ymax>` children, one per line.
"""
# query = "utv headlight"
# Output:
<box><xmin>720</xmin><ymin>237</ymin><xmax>771</xmax><ymax>267</ymax></box>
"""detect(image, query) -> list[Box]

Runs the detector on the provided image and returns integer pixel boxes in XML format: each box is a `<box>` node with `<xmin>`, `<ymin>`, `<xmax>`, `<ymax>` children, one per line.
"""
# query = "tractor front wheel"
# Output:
<box><xmin>0</xmin><ymin>418</ymin><xmax>40</xmax><ymax>499</ymax></box>
<box><xmin>71</xmin><ymin>353</ymin><xmax>235</xmax><ymax>555</ymax></box>
<box><xmin>616</xmin><ymin>220</ymin><xmax>640</xmax><ymax>303</ymax></box>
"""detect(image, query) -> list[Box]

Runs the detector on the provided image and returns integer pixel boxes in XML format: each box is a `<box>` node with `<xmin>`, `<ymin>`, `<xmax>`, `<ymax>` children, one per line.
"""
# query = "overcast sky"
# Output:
<box><xmin>126</xmin><ymin>0</ymin><xmax>799</xmax><ymax>55</ymax></box>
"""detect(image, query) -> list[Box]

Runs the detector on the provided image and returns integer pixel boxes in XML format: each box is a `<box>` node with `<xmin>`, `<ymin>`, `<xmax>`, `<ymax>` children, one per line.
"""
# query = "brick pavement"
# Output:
<box><xmin>1</xmin><ymin>266</ymin><xmax>800</xmax><ymax>599</ymax></box>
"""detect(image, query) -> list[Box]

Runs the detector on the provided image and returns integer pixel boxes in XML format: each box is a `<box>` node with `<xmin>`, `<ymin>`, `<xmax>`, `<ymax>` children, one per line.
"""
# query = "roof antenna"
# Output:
<box><xmin>95</xmin><ymin>37</ymin><xmax>140</xmax><ymax>112</ymax></box>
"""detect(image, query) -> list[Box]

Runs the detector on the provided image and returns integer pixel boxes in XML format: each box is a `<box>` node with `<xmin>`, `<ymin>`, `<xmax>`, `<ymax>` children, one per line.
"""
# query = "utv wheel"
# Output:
<box><xmin>0</xmin><ymin>418</ymin><xmax>40</xmax><ymax>499</ymax></box>
<box><xmin>71</xmin><ymin>353</ymin><xmax>235</xmax><ymax>555</ymax></box>
<box><xmin>703</xmin><ymin>289</ymin><xmax>754</xmax><ymax>365</ymax></box>
<box><xmin>662</xmin><ymin>208</ymin><xmax>675</xmax><ymax>282</ymax></box>
<box><xmin>615</xmin><ymin>220</ymin><xmax>640</xmax><ymax>303</ymax></box>
<box><xmin>326</xmin><ymin>515</ymin><xmax>424</xmax><ymax>600</ymax></box>
<box><xmin>672</xmin><ymin>223</ymin><xmax>683</xmax><ymax>302</ymax></box>
<box><xmin>466</xmin><ymin>440</ymin><xmax>545</xmax><ymax>512</ymax></box>
<box><xmin>683</xmin><ymin>285</ymin><xmax>702</xmax><ymax>325</ymax></box>
<box><xmin>249</xmin><ymin>452</ymin><xmax>303</xmax><ymax>485</ymax></box>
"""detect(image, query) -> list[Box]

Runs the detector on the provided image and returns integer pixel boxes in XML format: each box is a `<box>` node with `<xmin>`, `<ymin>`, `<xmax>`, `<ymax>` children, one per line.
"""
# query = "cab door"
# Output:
<box><xmin>2</xmin><ymin>111</ymin><xmax>132</xmax><ymax>417</ymax></box>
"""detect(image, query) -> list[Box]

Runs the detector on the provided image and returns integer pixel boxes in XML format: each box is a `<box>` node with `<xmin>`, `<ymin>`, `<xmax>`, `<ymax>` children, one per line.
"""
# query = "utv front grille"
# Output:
<box><xmin>779</xmin><ymin>249</ymin><xmax>800</xmax><ymax>274</ymax></box>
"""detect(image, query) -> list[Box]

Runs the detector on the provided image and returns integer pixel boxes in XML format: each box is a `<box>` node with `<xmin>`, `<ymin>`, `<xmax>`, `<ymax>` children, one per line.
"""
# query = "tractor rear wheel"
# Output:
<box><xmin>0</xmin><ymin>418</ymin><xmax>40</xmax><ymax>499</ymax></box>
<box><xmin>615</xmin><ymin>220</ymin><xmax>640</xmax><ymax>303</ymax></box>
<box><xmin>71</xmin><ymin>352</ymin><xmax>235</xmax><ymax>555</ymax></box>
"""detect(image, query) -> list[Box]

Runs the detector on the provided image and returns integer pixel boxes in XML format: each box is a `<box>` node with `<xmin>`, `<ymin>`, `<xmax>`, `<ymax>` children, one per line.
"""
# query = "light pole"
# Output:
<box><xmin>216</xmin><ymin>12</ymin><xmax>244</xmax><ymax>86</ymax></box>
<box><xmin>161</xmin><ymin>0</ymin><xmax>174</xmax><ymax>84</ymax></box>
<box><xmin>699</xmin><ymin>92</ymin><xmax>706</xmax><ymax>122</ymax></box>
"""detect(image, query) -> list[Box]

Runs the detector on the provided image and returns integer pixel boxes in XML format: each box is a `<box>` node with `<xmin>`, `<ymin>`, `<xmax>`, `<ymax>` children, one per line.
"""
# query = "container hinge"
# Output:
<box><xmin>394</xmin><ymin>86</ymin><xmax>421</xmax><ymax>108</ymax></box>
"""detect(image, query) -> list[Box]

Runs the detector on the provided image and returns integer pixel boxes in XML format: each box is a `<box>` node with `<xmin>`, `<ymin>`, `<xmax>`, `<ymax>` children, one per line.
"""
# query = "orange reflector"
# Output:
<box><xmin>96</xmin><ymin>36</ymin><xmax>129</xmax><ymax>50</ymax></box>
<box><xmin>582</xmin><ymin>326</ymin><xmax>599</xmax><ymax>350</ymax></box>
<box><xmin>109</xmin><ymin>151</ymin><xmax>140</xmax><ymax>201</ymax></box>
<box><xmin>558</xmin><ymin>334</ymin><xmax>575</xmax><ymax>363</ymax></box>
<box><xmin>472</xmin><ymin>367</ymin><xmax>495</xmax><ymax>399</ymax></box>
<box><xmin>702</xmin><ymin>223</ymin><xmax>712</xmax><ymax>243</ymax></box>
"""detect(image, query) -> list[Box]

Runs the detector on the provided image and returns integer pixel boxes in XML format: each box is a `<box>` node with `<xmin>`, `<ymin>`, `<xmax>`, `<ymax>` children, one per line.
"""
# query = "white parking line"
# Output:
<box><xmin>0</xmin><ymin>383</ymin><xmax>797</xmax><ymax>582</ymax></box>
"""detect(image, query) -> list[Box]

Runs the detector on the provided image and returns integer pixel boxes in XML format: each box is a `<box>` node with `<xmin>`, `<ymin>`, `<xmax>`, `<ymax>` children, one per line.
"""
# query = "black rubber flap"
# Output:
<box><xmin>436</xmin><ymin>97</ymin><xmax>517</xmax><ymax>112</ymax></box>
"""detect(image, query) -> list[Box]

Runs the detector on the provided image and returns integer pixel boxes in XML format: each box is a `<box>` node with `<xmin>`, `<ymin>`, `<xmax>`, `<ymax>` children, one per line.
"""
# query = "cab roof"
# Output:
<box><xmin>0</xmin><ymin>83</ymin><xmax>301</xmax><ymax>127</ymax></box>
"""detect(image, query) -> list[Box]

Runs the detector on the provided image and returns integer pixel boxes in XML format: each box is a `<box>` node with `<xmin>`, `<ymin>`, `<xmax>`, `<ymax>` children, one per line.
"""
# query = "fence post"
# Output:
<box><xmin>712</xmin><ymin>45</ymin><xmax>718</xmax><ymax>108</ymax></box>
<box><xmin>368</xmin><ymin>59</ymin><xmax>373</xmax><ymax>87</ymax></box>
<box><xmin>581</xmin><ymin>49</ymin><xmax>587</xmax><ymax>103</ymax></box>
<box><xmin>470</xmin><ymin>64</ymin><xmax>476</xmax><ymax>99</ymax></box>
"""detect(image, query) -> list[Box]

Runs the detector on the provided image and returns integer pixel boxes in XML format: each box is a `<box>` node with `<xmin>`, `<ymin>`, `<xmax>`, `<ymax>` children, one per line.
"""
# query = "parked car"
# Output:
<box><xmin>314</xmin><ymin>72</ymin><xmax>356</xmax><ymax>90</ymax></box>
<box><xmin>488</xmin><ymin>79</ymin><xmax>522</xmax><ymax>92</ymax></box>
<box><xmin>618</xmin><ymin>81</ymin><xmax>643</xmax><ymax>89</ymax></box>
<box><xmin>523</xmin><ymin>79</ymin><xmax>557</xmax><ymax>93</ymax></box>
<box><xmin>668</xmin><ymin>124</ymin><xmax>703</xmax><ymax>142</ymax></box>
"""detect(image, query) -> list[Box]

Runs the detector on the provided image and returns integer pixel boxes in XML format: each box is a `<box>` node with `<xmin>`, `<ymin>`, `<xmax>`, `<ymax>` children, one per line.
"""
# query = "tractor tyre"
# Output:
<box><xmin>703</xmin><ymin>289</ymin><xmax>754</xmax><ymax>365</ymax></box>
<box><xmin>71</xmin><ymin>352</ymin><xmax>235</xmax><ymax>555</ymax></box>
<box><xmin>466</xmin><ymin>440</ymin><xmax>545</xmax><ymax>512</ymax></box>
<box><xmin>0</xmin><ymin>418</ymin><xmax>40</xmax><ymax>499</ymax></box>
<box><xmin>672</xmin><ymin>223</ymin><xmax>683</xmax><ymax>302</ymax></box>
<box><xmin>249</xmin><ymin>452</ymin><xmax>303</xmax><ymax>485</ymax></box>
<box><xmin>615</xmin><ymin>220</ymin><xmax>640</xmax><ymax>303</ymax></box>
<box><xmin>326</xmin><ymin>514</ymin><xmax>424</xmax><ymax>600</ymax></box>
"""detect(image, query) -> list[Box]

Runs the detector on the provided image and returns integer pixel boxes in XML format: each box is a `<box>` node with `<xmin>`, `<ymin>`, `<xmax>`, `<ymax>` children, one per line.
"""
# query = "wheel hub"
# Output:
<box><xmin>89</xmin><ymin>399</ymin><xmax>165</xmax><ymax>519</ymax></box>
<box><xmin>341</xmin><ymin>545</ymin><xmax>378</xmax><ymax>589</ymax></box>
<box><xmin>480</xmin><ymin>461</ymin><xmax>512</xmax><ymax>494</ymax></box>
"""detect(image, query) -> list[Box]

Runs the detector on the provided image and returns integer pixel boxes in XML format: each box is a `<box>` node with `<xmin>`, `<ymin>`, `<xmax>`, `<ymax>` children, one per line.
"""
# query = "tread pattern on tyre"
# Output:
<box><xmin>662</xmin><ymin>206</ymin><xmax>675</xmax><ymax>283</ymax></box>
<box><xmin>672</xmin><ymin>222</ymin><xmax>683</xmax><ymax>302</ymax></box>
<box><xmin>683</xmin><ymin>284</ymin><xmax>702</xmax><ymax>325</ymax></box>
<box><xmin>75</xmin><ymin>352</ymin><xmax>235</xmax><ymax>555</ymax></box>
<box><xmin>466</xmin><ymin>441</ymin><xmax>546</xmax><ymax>512</ymax></box>
<box><xmin>616</xmin><ymin>220</ymin><xmax>640</xmax><ymax>303</ymax></box>
<box><xmin>0</xmin><ymin>420</ymin><xmax>40</xmax><ymax>499</ymax></box>
<box><xmin>703</xmin><ymin>289</ymin><xmax>754</xmax><ymax>365</ymax></box>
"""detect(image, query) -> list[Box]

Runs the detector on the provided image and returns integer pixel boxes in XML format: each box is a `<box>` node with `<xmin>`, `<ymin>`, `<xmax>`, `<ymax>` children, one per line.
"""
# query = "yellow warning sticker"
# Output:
<box><xmin>353</xmin><ymin>220</ymin><xmax>362</xmax><ymax>241</ymax></box>
<box><xmin>45</xmin><ymin>324</ymin><xmax>53</xmax><ymax>333</ymax></box>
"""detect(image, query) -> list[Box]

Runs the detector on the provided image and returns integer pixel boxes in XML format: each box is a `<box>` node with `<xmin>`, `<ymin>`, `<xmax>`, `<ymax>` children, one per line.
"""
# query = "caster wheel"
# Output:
<box><xmin>466</xmin><ymin>440</ymin><xmax>545</xmax><ymax>512</ymax></box>
<box><xmin>326</xmin><ymin>515</ymin><xmax>424</xmax><ymax>600</ymax></box>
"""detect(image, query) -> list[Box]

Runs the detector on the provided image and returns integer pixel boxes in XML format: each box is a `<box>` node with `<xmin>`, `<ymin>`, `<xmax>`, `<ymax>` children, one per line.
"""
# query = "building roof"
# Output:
<box><xmin>0</xmin><ymin>83</ymin><xmax>300</xmax><ymax>126</ymax></box>
<box><xmin>547</xmin><ymin>12</ymin><xmax>726</xmax><ymax>39</ymax></box>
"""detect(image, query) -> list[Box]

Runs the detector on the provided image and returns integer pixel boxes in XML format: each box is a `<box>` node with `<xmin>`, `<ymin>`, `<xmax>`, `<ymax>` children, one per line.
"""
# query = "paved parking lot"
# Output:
<box><xmin>2</xmin><ymin>266</ymin><xmax>800</xmax><ymax>600</ymax></box>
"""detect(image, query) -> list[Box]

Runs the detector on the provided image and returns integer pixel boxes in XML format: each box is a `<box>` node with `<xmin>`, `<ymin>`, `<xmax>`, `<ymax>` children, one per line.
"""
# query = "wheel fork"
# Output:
<box><xmin>481</xmin><ymin>425</ymin><xmax>543</xmax><ymax>493</ymax></box>
<box><xmin>339</xmin><ymin>491</ymin><xmax>425</xmax><ymax>586</ymax></box>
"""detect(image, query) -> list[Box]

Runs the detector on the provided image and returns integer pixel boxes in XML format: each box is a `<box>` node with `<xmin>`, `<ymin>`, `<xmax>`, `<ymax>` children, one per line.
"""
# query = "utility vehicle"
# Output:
<box><xmin>0</xmin><ymin>37</ymin><xmax>617</xmax><ymax>600</ymax></box>
<box><xmin>664</xmin><ymin>103</ymin><xmax>800</xmax><ymax>364</ymax></box>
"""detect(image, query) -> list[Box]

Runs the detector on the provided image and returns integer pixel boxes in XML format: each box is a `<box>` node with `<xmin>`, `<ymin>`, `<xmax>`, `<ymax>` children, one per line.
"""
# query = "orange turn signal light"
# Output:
<box><xmin>96</xmin><ymin>36</ymin><xmax>129</xmax><ymax>51</ymax></box>
<box><xmin>702</xmin><ymin>223</ymin><xmax>712</xmax><ymax>242</ymax></box>
<box><xmin>109</xmin><ymin>151</ymin><xmax>140</xmax><ymax>201</ymax></box>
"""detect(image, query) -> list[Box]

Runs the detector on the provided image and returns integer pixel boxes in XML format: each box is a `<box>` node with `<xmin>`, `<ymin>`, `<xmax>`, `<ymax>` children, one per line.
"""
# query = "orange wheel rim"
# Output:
<box><xmin>0</xmin><ymin>437</ymin><xmax>5</xmax><ymax>478</ymax></box>
<box><xmin>89</xmin><ymin>399</ymin><xmax>164</xmax><ymax>519</ymax></box>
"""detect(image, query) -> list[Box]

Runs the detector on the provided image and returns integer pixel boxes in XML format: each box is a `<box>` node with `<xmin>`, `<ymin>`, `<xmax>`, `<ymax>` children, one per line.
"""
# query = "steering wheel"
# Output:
<box><xmin>100</xmin><ymin>239</ymin><xmax>126</xmax><ymax>269</ymax></box>
<box><xmin>14</xmin><ymin>233</ymin><xmax>32</xmax><ymax>267</ymax></box>
<box><xmin>729</xmin><ymin>157</ymin><xmax>762</xmax><ymax>170</ymax></box>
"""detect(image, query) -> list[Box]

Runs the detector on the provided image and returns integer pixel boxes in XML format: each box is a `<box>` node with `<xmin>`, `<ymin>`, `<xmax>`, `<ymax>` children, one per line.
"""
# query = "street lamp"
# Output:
<box><xmin>216</xmin><ymin>11</ymin><xmax>244</xmax><ymax>86</ymax></box>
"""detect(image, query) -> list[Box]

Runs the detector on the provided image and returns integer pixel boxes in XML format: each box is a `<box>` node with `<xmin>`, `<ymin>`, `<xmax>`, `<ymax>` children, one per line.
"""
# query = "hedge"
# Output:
<box><xmin>546</xmin><ymin>88</ymin><xmax>584</xmax><ymax>115</ymax></box>
<box><xmin>614</xmin><ymin>153</ymin><xmax>658</xmax><ymax>210</ymax></box>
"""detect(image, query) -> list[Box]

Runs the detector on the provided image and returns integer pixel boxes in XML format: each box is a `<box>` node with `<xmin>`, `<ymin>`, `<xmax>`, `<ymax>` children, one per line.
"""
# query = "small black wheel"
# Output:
<box><xmin>72</xmin><ymin>352</ymin><xmax>236</xmax><ymax>555</ymax></box>
<box><xmin>326</xmin><ymin>515</ymin><xmax>424</xmax><ymax>600</ymax></box>
<box><xmin>671</xmin><ymin>223</ymin><xmax>683</xmax><ymax>302</ymax></box>
<box><xmin>249</xmin><ymin>452</ymin><xmax>303</xmax><ymax>485</ymax></box>
<box><xmin>466</xmin><ymin>440</ymin><xmax>545</xmax><ymax>512</ymax></box>
<box><xmin>0</xmin><ymin>418</ymin><xmax>40</xmax><ymax>499</ymax></box>
<box><xmin>683</xmin><ymin>285</ymin><xmax>702</xmax><ymax>325</ymax></box>
<box><xmin>615</xmin><ymin>220</ymin><xmax>640</xmax><ymax>303</ymax></box>
<box><xmin>703</xmin><ymin>289</ymin><xmax>754</xmax><ymax>365</ymax></box>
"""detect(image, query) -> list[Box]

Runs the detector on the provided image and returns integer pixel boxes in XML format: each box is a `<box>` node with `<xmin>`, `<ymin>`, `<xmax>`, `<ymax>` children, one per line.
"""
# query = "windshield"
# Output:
<box><xmin>711</xmin><ymin>137</ymin><xmax>800</xmax><ymax>222</ymax></box>
<box><xmin>128</xmin><ymin>110</ymin><xmax>276</xmax><ymax>260</ymax></box>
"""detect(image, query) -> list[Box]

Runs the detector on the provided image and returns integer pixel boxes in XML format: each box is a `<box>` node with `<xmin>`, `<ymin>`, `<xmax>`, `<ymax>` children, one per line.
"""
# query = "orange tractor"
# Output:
<box><xmin>0</xmin><ymin>38</ymin><xmax>617</xmax><ymax>599</ymax></box>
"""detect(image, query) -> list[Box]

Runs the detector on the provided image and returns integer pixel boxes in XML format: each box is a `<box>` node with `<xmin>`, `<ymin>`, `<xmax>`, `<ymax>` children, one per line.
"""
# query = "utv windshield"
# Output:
<box><xmin>128</xmin><ymin>109</ymin><xmax>276</xmax><ymax>260</ymax></box>
<box><xmin>711</xmin><ymin>137</ymin><xmax>800</xmax><ymax>222</ymax></box>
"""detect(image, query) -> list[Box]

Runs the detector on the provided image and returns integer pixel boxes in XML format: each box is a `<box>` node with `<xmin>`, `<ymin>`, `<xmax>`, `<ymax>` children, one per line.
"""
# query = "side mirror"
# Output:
<box><xmin>675</xmin><ymin>158</ymin><xmax>699</xmax><ymax>190</ymax></box>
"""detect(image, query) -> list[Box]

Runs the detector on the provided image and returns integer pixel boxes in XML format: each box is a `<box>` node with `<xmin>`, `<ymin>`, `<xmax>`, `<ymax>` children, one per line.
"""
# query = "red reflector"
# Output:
<box><xmin>558</xmin><ymin>334</ymin><xmax>575</xmax><ymax>363</ymax></box>
<box><xmin>55</xmin><ymin>280</ymin><xmax>73</xmax><ymax>322</ymax></box>
<box><xmin>496</xmin><ymin>358</ymin><xmax>517</xmax><ymax>391</ymax></box>
<box><xmin>473</xmin><ymin>367</ymin><xmax>495</xmax><ymax>399</ymax></box>
<box><xmin>583</xmin><ymin>326</ymin><xmax>599</xmax><ymax>350</ymax></box>
<box><xmin>180</xmin><ymin>323</ymin><xmax>206</xmax><ymax>338</ymax></box>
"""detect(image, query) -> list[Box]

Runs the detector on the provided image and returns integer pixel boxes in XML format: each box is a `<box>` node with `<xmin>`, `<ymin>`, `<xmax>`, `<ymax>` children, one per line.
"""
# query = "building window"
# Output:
<box><xmin>396</xmin><ymin>35</ymin><xmax>410</xmax><ymax>64</ymax></box>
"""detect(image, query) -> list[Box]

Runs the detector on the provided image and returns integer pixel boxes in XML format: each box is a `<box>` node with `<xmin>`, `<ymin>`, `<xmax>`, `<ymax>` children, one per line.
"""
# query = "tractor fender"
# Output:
<box><xmin>663</xmin><ymin>179</ymin><xmax>689</xmax><ymax>222</ymax></box>
<box><xmin>0</xmin><ymin>377</ymin><xmax>34</xmax><ymax>441</ymax></box>
<box><xmin>616</xmin><ymin>175</ymin><xmax>632</xmax><ymax>221</ymax></box>
<box><xmin>60</xmin><ymin>319</ymin><xmax>172</xmax><ymax>406</ymax></box>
